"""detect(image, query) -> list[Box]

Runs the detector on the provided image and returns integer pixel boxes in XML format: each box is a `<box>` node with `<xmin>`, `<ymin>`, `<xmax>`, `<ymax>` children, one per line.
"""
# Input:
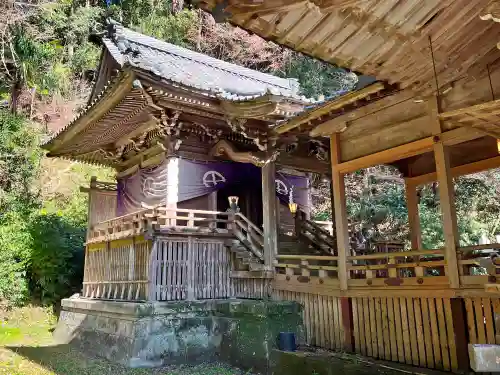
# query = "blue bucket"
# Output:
<box><xmin>278</xmin><ymin>332</ymin><xmax>297</xmax><ymax>352</ymax></box>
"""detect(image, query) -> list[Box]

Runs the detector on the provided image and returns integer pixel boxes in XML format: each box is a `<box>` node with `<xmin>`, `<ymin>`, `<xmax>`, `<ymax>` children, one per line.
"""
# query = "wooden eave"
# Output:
<box><xmin>198</xmin><ymin>0</ymin><xmax>500</xmax><ymax>93</ymax></box>
<box><xmin>273</xmin><ymin>82</ymin><xmax>387</xmax><ymax>135</ymax></box>
<box><xmin>43</xmin><ymin>70</ymin><xmax>137</xmax><ymax>155</ymax></box>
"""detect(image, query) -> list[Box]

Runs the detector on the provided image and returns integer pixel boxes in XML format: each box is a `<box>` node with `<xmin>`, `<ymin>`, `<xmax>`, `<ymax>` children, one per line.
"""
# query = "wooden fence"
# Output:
<box><xmin>83</xmin><ymin>236</ymin><xmax>150</xmax><ymax>300</ymax></box>
<box><xmin>273</xmin><ymin>272</ymin><xmax>500</xmax><ymax>373</ymax></box>
<box><xmin>149</xmin><ymin>237</ymin><xmax>233</xmax><ymax>301</ymax></box>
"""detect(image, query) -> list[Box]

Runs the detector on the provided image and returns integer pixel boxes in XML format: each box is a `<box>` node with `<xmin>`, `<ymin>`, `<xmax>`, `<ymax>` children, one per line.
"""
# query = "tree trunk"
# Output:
<box><xmin>9</xmin><ymin>80</ymin><xmax>22</xmax><ymax>115</ymax></box>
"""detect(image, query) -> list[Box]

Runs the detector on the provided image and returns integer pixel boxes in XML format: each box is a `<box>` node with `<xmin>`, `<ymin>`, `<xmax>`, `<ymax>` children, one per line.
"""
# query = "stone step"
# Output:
<box><xmin>249</xmin><ymin>263</ymin><xmax>266</xmax><ymax>271</ymax></box>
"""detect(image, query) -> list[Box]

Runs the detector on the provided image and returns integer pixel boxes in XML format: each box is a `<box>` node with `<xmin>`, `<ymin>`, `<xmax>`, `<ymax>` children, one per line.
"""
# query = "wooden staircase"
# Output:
<box><xmin>279</xmin><ymin>212</ymin><xmax>337</xmax><ymax>256</ymax></box>
<box><xmin>227</xmin><ymin>212</ymin><xmax>273</xmax><ymax>279</ymax></box>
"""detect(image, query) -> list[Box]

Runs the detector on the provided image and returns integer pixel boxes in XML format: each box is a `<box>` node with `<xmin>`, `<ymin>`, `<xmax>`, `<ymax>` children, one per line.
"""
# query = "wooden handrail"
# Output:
<box><xmin>235</xmin><ymin>212</ymin><xmax>264</xmax><ymax>236</ymax></box>
<box><xmin>348</xmin><ymin>248</ymin><xmax>444</xmax><ymax>260</ymax></box>
<box><xmin>91</xmin><ymin>208</ymin><xmax>149</xmax><ymax>229</ymax></box>
<box><xmin>458</xmin><ymin>243</ymin><xmax>500</xmax><ymax>253</ymax></box>
<box><xmin>276</xmin><ymin>254</ymin><xmax>339</xmax><ymax>261</ymax></box>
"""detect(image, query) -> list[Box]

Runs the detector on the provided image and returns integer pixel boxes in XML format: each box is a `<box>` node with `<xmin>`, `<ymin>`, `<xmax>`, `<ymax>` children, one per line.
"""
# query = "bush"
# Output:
<box><xmin>28</xmin><ymin>210</ymin><xmax>86</xmax><ymax>305</ymax></box>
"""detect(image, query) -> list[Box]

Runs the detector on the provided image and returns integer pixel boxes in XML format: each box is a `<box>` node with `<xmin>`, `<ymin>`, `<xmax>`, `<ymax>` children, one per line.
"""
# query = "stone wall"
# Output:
<box><xmin>54</xmin><ymin>297</ymin><xmax>303</xmax><ymax>373</ymax></box>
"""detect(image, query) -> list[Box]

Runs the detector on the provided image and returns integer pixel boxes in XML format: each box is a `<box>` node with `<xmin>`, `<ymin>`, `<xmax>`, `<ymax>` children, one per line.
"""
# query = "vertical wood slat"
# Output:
<box><xmin>381</xmin><ymin>298</ymin><xmax>391</xmax><ymax>361</ymax></box>
<box><xmin>375</xmin><ymin>298</ymin><xmax>384</xmax><ymax>360</ymax></box>
<box><xmin>428</xmin><ymin>298</ymin><xmax>443</xmax><ymax>369</ymax></box>
<box><xmin>352</xmin><ymin>297</ymin><xmax>360</xmax><ymax>354</ymax></box>
<box><xmin>368</xmin><ymin>297</ymin><xmax>378</xmax><ymax>358</ymax></box>
<box><xmin>406</xmin><ymin>298</ymin><xmax>419</xmax><ymax>366</ymax></box>
<box><xmin>400</xmin><ymin>297</ymin><xmax>410</xmax><ymax>364</ymax></box>
<box><xmin>394</xmin><ymin>298</ymin><xmax>405</xmax><ymax>363</ymax></box>
<box><xmin>443</xmin><ymin>299</ymin><xmax>458</xmax><ymax>372</ymax></box>
<box><xmin>435</xmin><ymin>298</ymin><xmax>450</xmax><ymax>371</ymax></box>
<box><xmin>414</xmin><ymin>298</ymin><xmax>427</xmax><ymax>367</ymax></box>
<box><xmin>421</xmin><ymin>296</ymin><xmax>435</xmax><ymax>368</ymax></box>
<box><xmin>387</xmin><ymin>297</ymin><xmax>397</xmax><ymax>362</ymax></box>
<box><xmin>364</xmin><ymin>297</ymin><xmax>372</xmax><ymax>357</ymax></box>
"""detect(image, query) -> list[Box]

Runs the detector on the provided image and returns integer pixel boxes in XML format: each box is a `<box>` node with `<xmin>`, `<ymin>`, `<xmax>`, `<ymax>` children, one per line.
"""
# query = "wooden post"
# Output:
<box><xmin>449</xmin><ymin>298</ymin><xmax>470</xmax><ymax>371</ymax></box>
<box><xmin>340</xmin><ymin>297</ymin><xmax>355</xmax><ymax>352</ymax></box>
<box><xmin>330</xmin><ymin>133</ymin><xmax>349</xmax><ymax>291</ymax></box>
<box><xmin>166</xmin><ymin>157</ymin><xmax>179</xmax><ymax>226</ymax></box>
<box><xmin>404</xmin><ymin>179</ymin><xmax>422</xmax><ymax>250</ymax></box>
<box><xmin>434</xmin><ymin>142</ymin><xmax>461</xmax><ymax>288</ymax></box>
<box><xmin>430</xmin><ymin>98</ymin><xmax>460</xmax><ymax>288</ymax></box>
<box><xmin>262</xmin><ymin>161</ymin><xmax>278</xmax><ymax>270</ymax></box>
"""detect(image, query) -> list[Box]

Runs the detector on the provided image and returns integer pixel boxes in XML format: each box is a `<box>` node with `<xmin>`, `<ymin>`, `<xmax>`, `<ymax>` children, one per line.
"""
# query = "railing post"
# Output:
<box><xmin>404</xmin><ymin>179</ymin><xmax>422</xmax><ymax>250</ymax></box>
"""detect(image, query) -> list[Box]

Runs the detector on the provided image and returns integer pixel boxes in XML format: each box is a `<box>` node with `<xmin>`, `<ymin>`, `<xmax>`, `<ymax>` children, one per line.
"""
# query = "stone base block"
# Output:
<box><xmin>469</xmin><ymin>344</ymin><xmax>500</xmax><ymax>372</ymax></box>
<box><xmin>54</xmin><ymin>297</ymin><xmax>303</xmax><ymax>373</ymax></box>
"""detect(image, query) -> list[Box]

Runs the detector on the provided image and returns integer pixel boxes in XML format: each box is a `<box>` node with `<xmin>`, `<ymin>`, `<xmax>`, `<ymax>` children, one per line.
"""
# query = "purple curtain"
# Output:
<box><xmin>117</xmin><ymin>158</ymin><xmax>310</xmax><ymax>216</ymax></box>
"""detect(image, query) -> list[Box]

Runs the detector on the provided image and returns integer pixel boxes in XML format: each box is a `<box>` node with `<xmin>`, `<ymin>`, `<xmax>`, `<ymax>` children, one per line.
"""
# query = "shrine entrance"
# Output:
<box><xmin>216</xmin><ymin>179</ymin><xmax>263</xmax><ymax>229</ymax></box>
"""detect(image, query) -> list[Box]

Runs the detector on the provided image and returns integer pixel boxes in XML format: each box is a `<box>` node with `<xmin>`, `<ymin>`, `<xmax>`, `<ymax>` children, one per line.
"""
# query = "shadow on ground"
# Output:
<box><xmin>5</xmin><ymin>344</ymin><xmax>149</xmax><ymax>375</ymax></box>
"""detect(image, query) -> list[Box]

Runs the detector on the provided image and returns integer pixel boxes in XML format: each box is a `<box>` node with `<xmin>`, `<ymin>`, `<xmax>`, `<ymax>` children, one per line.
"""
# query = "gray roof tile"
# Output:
<box><xmin>105</xmin><ymin>22</ymin><xmax>307</xmax><ymax>101</ymax></box>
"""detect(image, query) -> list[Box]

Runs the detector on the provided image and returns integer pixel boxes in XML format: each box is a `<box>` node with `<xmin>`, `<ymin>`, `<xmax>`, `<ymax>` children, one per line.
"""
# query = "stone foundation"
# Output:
<box><xmin>54</xmin><ymin>297</ymin><xmax>303</xmax><ymax>373</ymax></box>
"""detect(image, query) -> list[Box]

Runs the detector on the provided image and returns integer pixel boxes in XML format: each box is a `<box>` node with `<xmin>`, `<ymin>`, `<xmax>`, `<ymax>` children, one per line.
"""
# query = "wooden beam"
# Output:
<box><xmin>309</xmin><ymin>89</ymin><xmax>417</xmax><ymax>137</ymax></box>
<box><xmin>406</xmin><ymin>155</ymin><xmax>500</xmax><ymax>186</ymax></box>
<box><xmin>334</xmin><ymin>137</ymin><xmax>435</xmax><ymax>174</ymax></box>
<box><xmin>330</xmin><ymin>133</ymin><xmax>349</xmax><ymax>291</ymax></box>
<box><xmin>276</xmin><ymin>154</ymin><xmax>330</xmax><ymax>174</ymax></box>
<box><xmin>405</xmin><ymin>179</ymin><xmax>422</xmax><ymax>250</ymax></box>
<box><xmin>333</xmin><ymin>127</ymin><xmax>486</xmax><ymax>174</ymax></box>
<box><xmin>262</xmin><ymin>161</ymin><xmax>278</xmax><ymax>270</ymax></box>
<box><xmin>276</xmin><ymin>82</ymin><xmax>385</xmax><ymax>135</ymax></box>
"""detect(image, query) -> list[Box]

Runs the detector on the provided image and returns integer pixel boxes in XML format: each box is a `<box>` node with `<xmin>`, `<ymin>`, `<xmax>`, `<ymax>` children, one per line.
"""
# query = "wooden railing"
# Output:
<box><xmin>295</xmin><ymin>213</ymin><xmax>337</xmax><ymax>255</ymax></box>
<box><xmin>233</xmin><ymin>212</ymin><xmax>264</xmax><ymax>260</ymax></box>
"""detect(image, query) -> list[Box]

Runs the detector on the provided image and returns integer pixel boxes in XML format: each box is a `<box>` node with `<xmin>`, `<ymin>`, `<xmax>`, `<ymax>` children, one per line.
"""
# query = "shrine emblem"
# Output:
<box><xmin>275</xmin><ymin>179</ymin><xmax>288</xmax><ymax>195</ymax></box>
<box><xmin>203</xmin><ymin>171</ymin><xmax>226</xmax><ymax>187</ymax></box>
<box><xmin>142</xmin><ymin>176</ymin><xmax>167</xmax><ymax>198</ymax></box>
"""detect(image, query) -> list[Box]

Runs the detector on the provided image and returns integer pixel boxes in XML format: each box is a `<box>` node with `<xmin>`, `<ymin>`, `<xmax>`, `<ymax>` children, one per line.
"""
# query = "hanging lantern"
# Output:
<box><xmin>288</xmin><ymin>202</ymin><xmax>298</xmax><ymax>216</ymax></box>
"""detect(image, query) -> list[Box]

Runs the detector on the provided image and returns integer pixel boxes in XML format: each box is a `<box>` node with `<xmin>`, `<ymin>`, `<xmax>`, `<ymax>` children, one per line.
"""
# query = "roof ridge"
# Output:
<box><xmin>107</xmin><ymin>21</ymin><xmax>300</xmax><ymax>94</ymax></box>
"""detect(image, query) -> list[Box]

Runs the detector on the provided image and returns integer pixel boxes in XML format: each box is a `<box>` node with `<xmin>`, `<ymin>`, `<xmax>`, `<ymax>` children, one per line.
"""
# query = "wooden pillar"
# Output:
<box><xmin>430</xmin><ymin>98</ymin><xmax>460</xmax><ymax>288</ymax></box>
<box><xmin>262</xmin><ymin>161</ymin><xmax>278</xmax><ymax>270</ymax></box>
<box><xmin>404</xmin><ymin>179</ymin><xmax>422</xmax><ymax>250</ymax></box>
<box><xmin>166</xmin><ymin>157</ymin><xmax>179</xmax><ymax>226</ymax></box>
<box><xmin>434</xmin><ymin>142</ymin><xmax>461</xmax><ymax>288</ymax></box>
<box><xmin>449</xmin><ymin>298</ymin><xmax>470</xmax><ymax>371</ymax></box>
<box><xmin>330</xmin><ymin>133</ymin><xmax>349</xmax><ymax>291</ymax></box>
<box><xmin>340</xmin><ymin>297</ymin><xmax>355</xmax><ymax>352</ymax></box>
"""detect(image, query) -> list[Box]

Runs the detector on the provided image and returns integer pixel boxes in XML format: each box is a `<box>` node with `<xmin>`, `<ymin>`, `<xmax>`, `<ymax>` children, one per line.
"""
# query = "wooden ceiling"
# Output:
<box><xmin>199</xmin><ymin>0</ymin><xmax>500</xmax><ymax>94</ymax></box>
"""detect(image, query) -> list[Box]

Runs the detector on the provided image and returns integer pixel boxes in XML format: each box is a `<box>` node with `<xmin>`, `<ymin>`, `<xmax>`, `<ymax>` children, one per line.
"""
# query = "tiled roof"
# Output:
<box><xmin>104</xmin><ymin>21</ymin><xmax>313</xmax><ymax>102</ymax></box>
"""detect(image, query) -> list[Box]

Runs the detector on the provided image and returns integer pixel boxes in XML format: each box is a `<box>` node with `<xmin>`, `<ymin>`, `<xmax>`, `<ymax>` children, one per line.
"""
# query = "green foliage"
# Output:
<box><xmin>0</xmin><ymin>212</ymin><xmax>31</xmax><ymax>305</ymax></box>
<box><xmin>134</xmin><ymin>9</ymin><xmax>198</xmax><ymax>47</ymax></box>
<box><xmin>280</xmin><ymin>54</ymin><xmax>358</xmax><ymax>98</ymax></box>
<box><xmin>28</xmin><ymin>210</ymin><xmax>86</xmax><ymax>305</ymax></box>
<box><xmin>0</xmin><ymin>110</ymin><xmax>88</xmax><ymax>307</ymax></box>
